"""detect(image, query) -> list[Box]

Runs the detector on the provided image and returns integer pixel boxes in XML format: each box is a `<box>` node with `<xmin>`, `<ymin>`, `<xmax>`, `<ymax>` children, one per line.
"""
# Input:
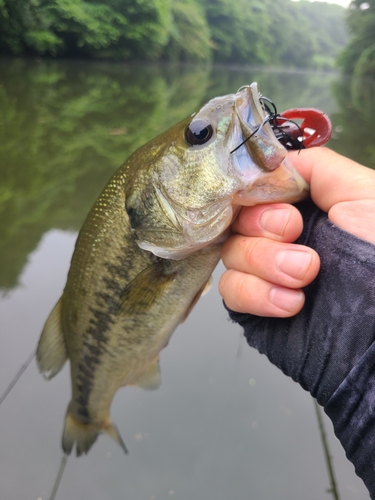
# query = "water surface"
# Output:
<box><xmin>0</xmin><ymin>59</ymin><xmax>372</xmax><ymax>500</ymax></box>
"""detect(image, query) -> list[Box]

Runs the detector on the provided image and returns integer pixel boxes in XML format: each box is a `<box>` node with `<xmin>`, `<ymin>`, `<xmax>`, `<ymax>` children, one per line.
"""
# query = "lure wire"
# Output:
<box><xmin>260</xmin><ymin>95</ymin><xmax>278</xmax><ymax>116</ymax></box>
<box><xmin>230</xmin><ymin>125</ymin><xmax>261</xmax><ymax>154</ymax></box>
<box><xmin>230</xmin><ymin>95</ymin><xmax>306</xmax><ymax>154</ymax></box>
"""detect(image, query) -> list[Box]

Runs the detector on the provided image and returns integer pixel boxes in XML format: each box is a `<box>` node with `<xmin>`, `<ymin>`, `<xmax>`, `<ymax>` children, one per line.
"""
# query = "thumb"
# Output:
<box><xmin>289</xmin><ymin>148</ymin><xmax>375</xmax><ymax>244</ymax></box>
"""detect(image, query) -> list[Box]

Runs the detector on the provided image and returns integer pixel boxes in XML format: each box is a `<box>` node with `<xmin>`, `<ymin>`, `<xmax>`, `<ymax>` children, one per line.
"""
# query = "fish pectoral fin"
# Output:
<box><xmin>181</xmin><ymin>279</ymin><xmax>210</xmax><ymax>323</ymax></box>
<box><xmin>119</xmin><ymin>260</ymin><xmax>176</xmax><ymax>315</ymax></box>
<box><xmin>36</xmin><ymin>297</ymin><xmax>68</xmax><ymax>380</ymax></box>
<box><xmin>130</xmin><ymin>358</ymin><xmax>161</xmax><ymax>390</ymax></box>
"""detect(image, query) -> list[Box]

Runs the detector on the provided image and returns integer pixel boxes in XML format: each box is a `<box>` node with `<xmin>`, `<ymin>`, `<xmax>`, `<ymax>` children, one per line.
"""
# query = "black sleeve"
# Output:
<box><xmin>226</xmin><ymin>198</ymin><xmax>375</xmax><ymax>497</ymax></box>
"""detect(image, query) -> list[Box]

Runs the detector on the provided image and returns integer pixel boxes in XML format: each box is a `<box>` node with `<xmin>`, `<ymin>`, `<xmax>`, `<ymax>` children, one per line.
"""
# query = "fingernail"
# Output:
<box><xmin>269</xmin><ymin>287</ymin><xmax>304</xmax><ymax>312</ymax></box>
<box><xmin>259</xmin><ymin>208</ymin><xmax>291</xmax><ymax>236</ymax></box>
<box><xmin>276</xmin><ymin>250</ymin><xmax>312</xmax><ymax>280</ymax></box>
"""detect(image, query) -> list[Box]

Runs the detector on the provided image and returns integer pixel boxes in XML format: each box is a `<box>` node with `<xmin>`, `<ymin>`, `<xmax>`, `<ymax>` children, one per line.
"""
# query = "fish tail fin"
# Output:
<box><xmin>62</xmin><ymin>411</ymin><xmax>100</xmax><ymax>457</ymax></box>
<box><xmin>62</xmin><ymin>407</ymin><xmax>128</xmax><ymax>457</ymax></box>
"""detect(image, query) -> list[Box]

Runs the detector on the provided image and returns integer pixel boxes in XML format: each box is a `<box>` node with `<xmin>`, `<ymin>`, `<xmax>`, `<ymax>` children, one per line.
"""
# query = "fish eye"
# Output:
<box><xmin>185</xmin><ymin>119</ymin><xmax>213</xmax><ymax>146</ymax></box>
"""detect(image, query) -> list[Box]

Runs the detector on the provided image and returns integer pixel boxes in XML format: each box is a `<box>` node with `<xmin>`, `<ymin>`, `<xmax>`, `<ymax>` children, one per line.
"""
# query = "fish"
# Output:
<box><xmin>36</xmin><ymin>83</ymin><xmax>309</xmax><ymax>457</ymax></box>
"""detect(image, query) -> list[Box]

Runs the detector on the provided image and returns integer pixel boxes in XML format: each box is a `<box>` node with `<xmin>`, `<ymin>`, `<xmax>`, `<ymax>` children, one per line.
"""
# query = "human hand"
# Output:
<box><xmin>219</xmin><ymin>148</ymin><xmax>375</xmax><ymax>494</ymax></box>
<box><xmin>219</xmin><ymin>147</ymin><xmax>375</xmax><ymax>317</ymax></box>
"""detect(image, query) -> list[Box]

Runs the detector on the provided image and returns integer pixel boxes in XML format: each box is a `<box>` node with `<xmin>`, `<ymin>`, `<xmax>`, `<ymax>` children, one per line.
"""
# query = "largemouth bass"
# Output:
<box><xmin>36</xmin><ymin>83</ymin><xmax>309</xmax><ymax>456</ymax></box>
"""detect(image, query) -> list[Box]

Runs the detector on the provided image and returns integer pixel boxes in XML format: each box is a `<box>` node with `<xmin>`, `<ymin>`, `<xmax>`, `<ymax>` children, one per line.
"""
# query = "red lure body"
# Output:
<box><xmin>273</xmin><ymin>108</ymin><xmax>332</xmax><ymax>150</ymax></box>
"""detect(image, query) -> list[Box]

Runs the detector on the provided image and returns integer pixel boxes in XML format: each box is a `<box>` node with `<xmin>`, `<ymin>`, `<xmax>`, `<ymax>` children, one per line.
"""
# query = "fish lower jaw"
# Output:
<box><xmin>232</xmin><ymin>166</ymin><xmax>309</xmax><ymax>206</ymax></box>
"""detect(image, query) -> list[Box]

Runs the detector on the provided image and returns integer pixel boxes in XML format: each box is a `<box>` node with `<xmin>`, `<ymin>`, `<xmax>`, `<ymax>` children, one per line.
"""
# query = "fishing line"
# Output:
<box><xmin>230</xmin><ymin>114</ymin><xmax>276</xmax><ymax>154</ymax></box>
<box><xmin>0</xmin><ymin>348</ymin><xmax>36</xmax><ymax>405</ymax></box>
<box><xmin>313</xmin><ymin>399</ymin><xmax>341</xmax><ymax>500</ymax></box>
<box><xmin>49</xmin><ymin>454</ymin><xmax>69</xmax><ymax>500</ymax></box>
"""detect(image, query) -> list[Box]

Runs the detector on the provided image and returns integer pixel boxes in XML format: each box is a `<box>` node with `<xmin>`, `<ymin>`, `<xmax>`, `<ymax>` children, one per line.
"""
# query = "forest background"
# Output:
<box><xmin>0</xmin><ymin>0</ymin><xmax>374</xmax><ymax>76</ymax></box>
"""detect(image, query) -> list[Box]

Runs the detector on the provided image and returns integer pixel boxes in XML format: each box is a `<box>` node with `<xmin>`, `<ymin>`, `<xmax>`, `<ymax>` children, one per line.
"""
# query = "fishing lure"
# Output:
<box><xmin>262</xmin><ymin>96</ymin><xmax>332</xmax><ymax>150</ymax></box>
<box><xmin>230</xmin><ymin>97</ymin><xmax>332</xmax><ymax>154</ymax></box>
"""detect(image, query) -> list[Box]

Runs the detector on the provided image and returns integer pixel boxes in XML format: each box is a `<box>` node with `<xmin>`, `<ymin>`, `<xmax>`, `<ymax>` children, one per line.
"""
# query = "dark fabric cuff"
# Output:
<box><xmin>325</xmin><ymin>341</ymin><xmax>375</xmax><ymax>498</ymax></box>
<box><xmin>227</xmin><ymin>199</ymin><xmax>375</xmax><ymax>405</ymax></box>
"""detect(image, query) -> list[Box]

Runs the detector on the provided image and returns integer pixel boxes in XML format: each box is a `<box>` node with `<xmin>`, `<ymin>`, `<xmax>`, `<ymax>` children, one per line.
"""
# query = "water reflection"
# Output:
<box><xmin>0</xmin><ymin>59</ymin><xmax>209</xmax><ymax>290</ymax></box>
<box><xmin>330</xmin><ymin>75</ymin><xmax>375</xmax><ymax>170</ymax></box>
<box><xmin>1</xmin><ymin>59</ymin><xmax>361</xmax><ymax>292</ymax></box>
<box><xmin>0</xmin><ymin>59</ymin><xmax>371</xmax><ymax>500</ymax></box>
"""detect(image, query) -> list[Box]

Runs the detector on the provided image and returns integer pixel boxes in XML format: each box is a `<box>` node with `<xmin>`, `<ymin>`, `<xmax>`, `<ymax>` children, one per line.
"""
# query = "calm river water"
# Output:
<box><xmin>0</xmin><ymin>58</ymin><xmax>373</xmax><ymax>500</ymax></box>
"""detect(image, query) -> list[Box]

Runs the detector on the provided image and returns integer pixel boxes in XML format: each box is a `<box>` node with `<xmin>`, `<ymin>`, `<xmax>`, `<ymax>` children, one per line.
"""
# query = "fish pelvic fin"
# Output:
<box><xmin>130</xmin><ymin>358</ymin><xmax>162</xmax><ymax>391</ymax></box>
<box><xmin>36</xmin><ymin>297</ymin><xmax>68</xmax><ymax>380</ymax></box>
<box><xmin>62</xmin><ymin>409</ymin><xmax>128</xmax><ymax>457</ymax></box>
<box><xmin>181</xmin><ymin>280</ymin><xmax>210</xmax><ymax>323</ymax></box>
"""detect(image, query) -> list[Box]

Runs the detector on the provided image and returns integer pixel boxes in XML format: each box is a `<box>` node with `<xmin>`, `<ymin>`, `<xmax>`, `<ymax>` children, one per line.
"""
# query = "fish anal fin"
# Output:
<box><xmin>130</xmin><ymin>358</ymin><xmax>161</xmax><ymax>391</ymax></box>
<box><xmin>62</xmin><ymin>409</ymin><xmax>128</xmax><ymax>457</ymax></box>
<box><xmin>120</xmin><ymin>260</ymin><xmax>176</xmax><ymax>315</ymax></box>
<box><xmin>104</xmin><ymin>422</ymin><xmax>128</xmax><ymax>454</ymax></box>
<box><xmin>36</xmin><ymin>297</ymin><xmax>68</xmax><ymax>380</ymax></box>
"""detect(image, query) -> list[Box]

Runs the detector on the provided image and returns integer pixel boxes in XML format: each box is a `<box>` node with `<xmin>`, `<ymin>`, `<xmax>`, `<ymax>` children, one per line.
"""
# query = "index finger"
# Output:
<box><xmin>289</xmin><ymin>147</ymin><xmax>375</xmax><ymax>212</ymax></box>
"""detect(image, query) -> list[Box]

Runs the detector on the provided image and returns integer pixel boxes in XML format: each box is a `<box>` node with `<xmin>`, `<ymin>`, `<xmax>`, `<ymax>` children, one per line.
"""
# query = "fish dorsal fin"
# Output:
<box><xmin>119</xmin><ymin>260</ymin><xmax>176</xmax><ymax>315</ymax></box>
<box><xmin>130</xmin><ymin>358</ymin><xmax>161</xmax><ymax>390</ymax></box>
<box><xmin>36</xmin><ymin>297</ymin><xmax>68</xmax><ymax>380</ymax></box>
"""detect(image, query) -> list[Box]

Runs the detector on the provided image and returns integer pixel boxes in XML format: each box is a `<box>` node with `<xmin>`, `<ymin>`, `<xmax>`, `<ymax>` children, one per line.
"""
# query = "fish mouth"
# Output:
<box><xmin>231</xmin><ymin>83</ymin><xmax>309</xmax><ymax>205</ymax></box>
<box><xmin>233</xmin><ymin>83</ymin><xmax>288</xmax><ymax>171</ymax></box>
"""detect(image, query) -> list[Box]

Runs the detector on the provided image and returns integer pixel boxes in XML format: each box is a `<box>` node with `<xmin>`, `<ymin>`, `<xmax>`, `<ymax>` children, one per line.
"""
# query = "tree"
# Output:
<box><xmin>203</xmin><ymin>0</ymin><xmax>272</xmax><ymax>64</ymax></box>
<box><xmin>339</xmin><ymin>0</ymin><xmax>375</xmax><ymax>76</ymax></box>
<box><xmin>162</xmin><ymin>0</ymin><xmax>212</xmax><ymax>62</ymax></box>
<box><xmin>0</xmin><ymin>0</ymin><xmax>171</xmax><ymax>58</ymax></box>
<box><xmin>0</xmin><ymin>0</ymin><xmax>350</xmax><ymax>67</ymax></box>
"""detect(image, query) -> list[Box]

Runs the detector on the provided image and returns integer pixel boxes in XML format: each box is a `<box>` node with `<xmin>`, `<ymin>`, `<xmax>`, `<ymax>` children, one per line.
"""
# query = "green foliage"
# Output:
<box><xmin>204</xmin><ymin>0</ymin><xmax>272</xmax><ymax>64</ymax></box>
<box><xmin>0</xmin><ymin>0</ymin><xmax>41</xmax><ymax>54</ymax></box>
<box><xmin>0</xmin><ymin>0</ymin><xmax>171</xmax><ymax>58</ymax></box>
<box><xmin>294</xmin><ymin>1</ymin><xmax>349</xmax><ymax>67</ymax></box>
<box><xmin>162</xmin><ymin>0</ymin><xmax>212</xmax><ymax>61</ymax></box>
<box><xmin>339</xmin><ymin>0</ymin><xmax>375</xmax><ymax>76</ymax></box>
<box><xmin>354</xmin><ymin>43</ymin><xmax>375</xmax><ymax>76</ymax></box>
<box><xmin>44</xmin><ymin>1</ymin><xmax>128</xmax><ymax>53</ymax></box>
<box><xmin>89</xmin><ymin>0</ymin><xmax>171</xmax><ymax>58</ymax></box>
<box><xmin>263</xmin><ymin>0</ymin><xmax>316</xmax><ymax>68</ymax></box>
<box><xmin>330</xmin><ymin>75</ymin><xmax>375</xmax><ymax>169</ymax></box>
<box><xmin>0</xmin><ymin>0</ymin><xmax>348</xmax><ymax>68</ymax></box>
<box><xmin>202</xmin><ymin>0</ymin><xmax>348</xmax><ymax>69</ymax></box>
